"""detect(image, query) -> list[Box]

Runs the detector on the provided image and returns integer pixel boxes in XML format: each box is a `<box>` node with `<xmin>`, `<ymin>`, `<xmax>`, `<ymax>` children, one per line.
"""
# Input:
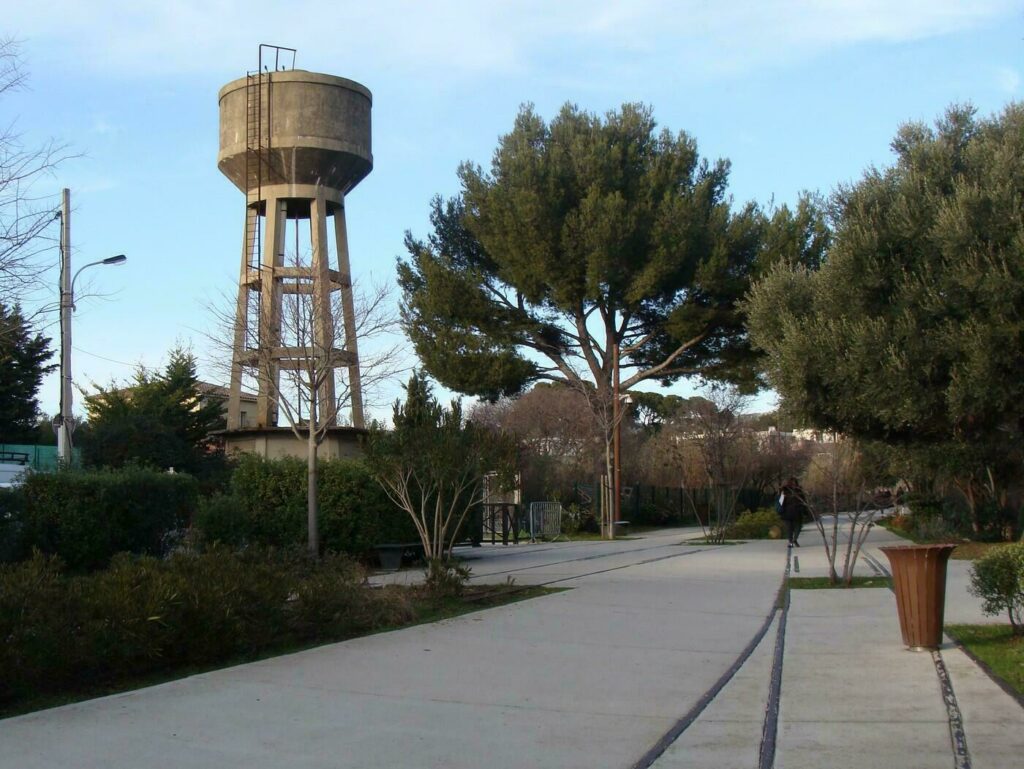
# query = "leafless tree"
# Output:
<box><xmin>471</xmin><ymin>384</ymin><xmax>604</xmax><ymax>504</ymax></box>
<box><xmin>207</xmin><ymin>273</ymin><xmax>409</xmax><ymax>555</ymax></box>
<box><xmin>802</xmin><ymin>435</ymin><xmax>884</xmax><ymax>585</ymax></box>
<box><xmin>680</xmin><ymin>385</ymin><xmax>753</xmax><ymax>543</ymax></box>
<box><xmin>746</xmin><ymin>430</ymin><xmax>812</xmax><ymax>499</ymax></box>
<box><xmin>0</xmin><ymin>39</ymin><xmax>74</xmax><ymax>308</ymax></box>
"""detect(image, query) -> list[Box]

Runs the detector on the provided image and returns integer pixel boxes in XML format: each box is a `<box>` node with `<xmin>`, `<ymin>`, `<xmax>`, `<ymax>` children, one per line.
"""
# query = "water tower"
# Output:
<box><xmin>217</xmin><ymin>46</ymin><xmax>369</xmax><ymax>455</ymax></box>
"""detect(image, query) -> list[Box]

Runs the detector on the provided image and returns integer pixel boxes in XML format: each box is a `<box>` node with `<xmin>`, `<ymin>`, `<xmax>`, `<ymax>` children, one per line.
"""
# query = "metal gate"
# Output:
<box><xmin>529</xmin><ymin>501</ymin><xmax>568</xmax><ymax>542</ymax></box>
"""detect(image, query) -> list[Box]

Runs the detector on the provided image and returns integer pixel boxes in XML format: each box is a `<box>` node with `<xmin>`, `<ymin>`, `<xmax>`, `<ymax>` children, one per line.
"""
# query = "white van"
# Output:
<box><xmin>0</xmin><ymin>451</ymin><xmax>30</xmax><ymax>489</ymax></box>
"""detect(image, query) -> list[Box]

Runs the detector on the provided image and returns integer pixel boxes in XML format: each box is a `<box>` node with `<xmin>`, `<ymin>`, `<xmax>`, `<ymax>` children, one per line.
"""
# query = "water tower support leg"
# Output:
<box><xmin>257</xmin><ymin>195</ymin><xmax>285</xmax><ymax>427</ymax></box>
<box><xmin>310</xmin><ymin>191</ymin><xmax>337</xmax><ymax>426</ymax></box>
<box><xmin>333</xmin><ymin>203</ymin><xmax>364</xmax><ymax>429</ymax></box>
<box><xmin>227</xmin><ymin>204</ymin><xmax>254</xmax><ymax>430</ymax></box>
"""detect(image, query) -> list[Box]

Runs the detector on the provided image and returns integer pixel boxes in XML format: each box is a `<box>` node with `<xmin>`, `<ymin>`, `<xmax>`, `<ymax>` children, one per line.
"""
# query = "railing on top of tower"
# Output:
<box><xmin>258</xmin><ymin>44</ymin><xmax>296</xmax><ymax>73</ymax></box>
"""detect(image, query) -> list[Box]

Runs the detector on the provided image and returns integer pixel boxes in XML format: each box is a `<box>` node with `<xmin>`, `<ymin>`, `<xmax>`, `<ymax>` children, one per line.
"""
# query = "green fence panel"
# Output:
<box><xmin>0</xmin><ymin>444</ymin><xmax>82</xmax><ymax>471</ymax></box>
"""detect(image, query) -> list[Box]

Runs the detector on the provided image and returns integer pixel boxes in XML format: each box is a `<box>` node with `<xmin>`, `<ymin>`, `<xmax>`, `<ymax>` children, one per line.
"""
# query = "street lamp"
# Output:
<box><xmin>56</xmin><ymin>188</ymin><xmax>126</xmax><ymax>466</ymax></box>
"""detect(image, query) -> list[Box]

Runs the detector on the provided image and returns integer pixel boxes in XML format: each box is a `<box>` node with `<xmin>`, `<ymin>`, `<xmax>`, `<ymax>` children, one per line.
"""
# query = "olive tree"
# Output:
<box><xmin>747</xmin><ymin>103</ymin><xmax>1024</xmax><ymax>536</ymax></box>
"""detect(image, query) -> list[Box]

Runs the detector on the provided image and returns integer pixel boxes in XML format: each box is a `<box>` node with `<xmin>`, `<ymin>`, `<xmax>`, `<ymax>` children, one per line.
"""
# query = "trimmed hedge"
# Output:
<box><xmin>4</xmin><ymin>468</ymin><xmax>198</xmax><ymax>571</ymax></box>
<box><xmin>0</xmin><ymin>548</ymin><xmax>414</xmax><ymax>707</ymax></box>
<box><xmin>197</xmin><ymin>455</ymin><xmax>419</xmax><ymax>555</ymax></box>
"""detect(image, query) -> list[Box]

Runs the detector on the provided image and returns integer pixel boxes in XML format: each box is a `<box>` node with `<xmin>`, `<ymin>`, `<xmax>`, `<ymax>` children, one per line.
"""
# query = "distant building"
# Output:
<box><xmin>195</xmin><ymin>383</ymin><xmax>257</xmax><ymax>428</ymax></box>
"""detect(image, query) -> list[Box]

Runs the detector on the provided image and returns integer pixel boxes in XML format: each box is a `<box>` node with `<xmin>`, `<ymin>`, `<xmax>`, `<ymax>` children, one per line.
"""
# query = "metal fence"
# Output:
<box><xmin>0</xmin><ymin>444</ymin><xmax>80</xmax><ymax>471</ymax></box>
<box><xmin>529</xmin><ymin>501</ymin><xmax>567</xmax><ymax>541</ymax></box>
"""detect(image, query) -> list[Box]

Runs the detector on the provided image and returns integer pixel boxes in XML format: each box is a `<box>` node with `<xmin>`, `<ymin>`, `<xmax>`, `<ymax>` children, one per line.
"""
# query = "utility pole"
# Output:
<box><xmin>612</xmin><ymin>339</ymin><xmax>621</xmax><ymax>539</ymax></box>
<box><xmin>57</xmin><ymin>188</ymin><xmax>73</xmax><ymax>466</ymax></box>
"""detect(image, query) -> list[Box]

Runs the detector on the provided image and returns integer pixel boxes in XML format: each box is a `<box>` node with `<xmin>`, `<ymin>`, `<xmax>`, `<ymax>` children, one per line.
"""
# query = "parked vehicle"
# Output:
<box><xmin>0</xmin><ymin>451</ymin><xmax>30</xmax><ymax>489</ymax></box>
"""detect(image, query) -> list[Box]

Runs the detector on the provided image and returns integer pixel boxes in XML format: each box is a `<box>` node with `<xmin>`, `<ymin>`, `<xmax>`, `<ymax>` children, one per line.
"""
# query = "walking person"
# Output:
<box><xmin>780</xmin><ymin>476</ymin><xmax>807</xmax><ymax>547</ymax></box>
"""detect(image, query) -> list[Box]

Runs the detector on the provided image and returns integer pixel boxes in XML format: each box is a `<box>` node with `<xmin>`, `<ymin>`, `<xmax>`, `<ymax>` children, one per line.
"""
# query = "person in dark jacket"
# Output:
<box><xmin>780</xmin><ymin>477</ymin><xmax>807</xmax><ymax>547</ymax></box>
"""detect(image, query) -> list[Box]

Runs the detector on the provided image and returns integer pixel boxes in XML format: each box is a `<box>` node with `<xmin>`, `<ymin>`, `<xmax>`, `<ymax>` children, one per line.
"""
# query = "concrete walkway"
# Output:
<box><xmin>1</xmin><ymin>526</ymin><xmax>1022</xmax><ymax>768</ymax></box>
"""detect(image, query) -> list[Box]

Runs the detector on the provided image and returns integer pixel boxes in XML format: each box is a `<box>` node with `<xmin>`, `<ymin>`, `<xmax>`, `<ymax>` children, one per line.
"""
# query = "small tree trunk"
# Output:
<box><xmin>604</xmin><ymin>426</ymin><xmax>614</xmax><ymax>540</ymax></box>
<box><xmin>966</xmin><ymin>479</ymin><xmax>980</xmax><ymax>535</ymax></box>
<box><xmin>307</xmin><ymin>426</ymin><xmax>320</xmax><ymax>558</ymax></box>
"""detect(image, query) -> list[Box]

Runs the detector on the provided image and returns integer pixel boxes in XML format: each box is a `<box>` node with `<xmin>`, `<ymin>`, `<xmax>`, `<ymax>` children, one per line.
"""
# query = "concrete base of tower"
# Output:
<box><xmin>217</xmin><ymin>426</ymin><xmax>367</xmax><ymax>461</ymax></box>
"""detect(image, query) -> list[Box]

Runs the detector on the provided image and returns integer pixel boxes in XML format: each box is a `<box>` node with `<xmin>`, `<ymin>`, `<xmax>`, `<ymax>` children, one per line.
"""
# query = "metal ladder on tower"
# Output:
<box><xmin>244</xmin><ymin>71</ymin><xmax>263</xmax><ymax>351</ymax></box>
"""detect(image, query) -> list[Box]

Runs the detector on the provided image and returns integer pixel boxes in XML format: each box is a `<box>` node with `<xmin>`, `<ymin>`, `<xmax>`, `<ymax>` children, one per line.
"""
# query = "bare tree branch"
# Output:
<box><xmin>0</xmin><ymin>39</ymin><xmax>78</xmax><ymax>306</ymax></box>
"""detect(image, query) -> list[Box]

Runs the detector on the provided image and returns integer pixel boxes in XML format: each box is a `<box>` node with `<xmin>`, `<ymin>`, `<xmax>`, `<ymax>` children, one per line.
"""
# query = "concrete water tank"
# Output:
<box><xmin>217</xmin><ymin>70</ymin><xmax>372</xmax><ymax>196</ymax></box>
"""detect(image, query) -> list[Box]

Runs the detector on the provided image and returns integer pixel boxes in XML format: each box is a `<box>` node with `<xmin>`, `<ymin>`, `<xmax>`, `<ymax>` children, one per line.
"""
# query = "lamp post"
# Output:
<box><xmin>56</xmin><ymin>188</ymin><xmax>126</xmax><ymax>466</ymax></box>
<box><xmin>612</xmin><ymin>340</ymin><xmax>621</xmax><ymax>539</ymax></box>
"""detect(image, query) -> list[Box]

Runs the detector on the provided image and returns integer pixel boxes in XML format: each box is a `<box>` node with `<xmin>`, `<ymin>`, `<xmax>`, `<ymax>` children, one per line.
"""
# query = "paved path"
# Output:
<box><xmin>2</xmin><ymin>526</ymin><xmax>1022</xmax><ymax>768</ymax></box>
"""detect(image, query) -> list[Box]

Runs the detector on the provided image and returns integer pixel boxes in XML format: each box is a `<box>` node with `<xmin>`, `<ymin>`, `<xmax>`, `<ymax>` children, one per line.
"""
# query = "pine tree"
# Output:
<box><xmin>0</xmin><ymin>303</ymin><xmax>54</xmax><ymax>442</ymax></box>
<box><xmin>84</xmin><ymin>347</ymin><xmax>225</xmax><ymax>474</ymax></box>
<box><xmin>399</xmin><ymin>102</ymin><xmax>822</xmax><ymax>513</ymax></box>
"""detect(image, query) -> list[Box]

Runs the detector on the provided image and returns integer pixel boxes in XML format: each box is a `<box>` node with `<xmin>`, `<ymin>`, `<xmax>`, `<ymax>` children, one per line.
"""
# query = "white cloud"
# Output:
<box><xmin>6</xmin><ymin>0</ymin><xmax>1018</xmax><ymax>82</ymax></box>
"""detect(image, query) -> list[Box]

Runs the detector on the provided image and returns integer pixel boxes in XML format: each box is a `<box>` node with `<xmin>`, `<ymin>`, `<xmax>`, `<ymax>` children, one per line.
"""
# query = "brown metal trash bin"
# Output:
<box><xmin>879</xmin><ymin>544</ymin><xmax>957</xmax><ymax>651</ymax></box>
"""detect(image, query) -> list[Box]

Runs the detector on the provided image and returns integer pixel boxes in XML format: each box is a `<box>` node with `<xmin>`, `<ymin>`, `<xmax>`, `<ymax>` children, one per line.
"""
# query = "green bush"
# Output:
<box><xmin>215</xmin><ymin>455</ymin><xmax>419</xmax><ymax>555</ymax></box>
<box><xmin>914</xmin><ymin>515</ymin><xmax>956</xmax><ymax>542</ymax></box>
<box><xmin>725</xmin><ymin>508</ymin><xmax>784</xmax><ymax>539</ymax></box>
<box><xmin>905</xmin><ymin>492</ymin><xmax>946</xmax><ymax>521</ymax></box>
<box><xmin>969</xmin><ymin>542</ymin><xmax>1024</xmax><ymax>635</ymax></box>
<box><xmin>632</xmin><ymin>501</ymin><xmax>684</xmax><ymax>527</ymax></box>
<box><xmin>0</xmin><ymin>552</ymin><xmax>82</xmax><ymax>697</ymax></box>
<box><xmin>193</xmin><ymin>493</ymin><xmax>251</xmax><ymax>547</ymax></box>
<box><xmin>320</xmin><ymin>460</ymin><xmax>418</xmax><ymax>551</ymax></box>
<box><xmin>0</xmin><ymin>547</ymin><xmax>414</xmax><ymax>706</ymax></box>
<box><xmin>423</xmin><ymin>558</ymin><xmax>471</xmax><ymax>600</ymax></box>
<box><xmin>0</xmin><ymin>487</ymin><xmax>25</xmax><ymax>562</ymax></box>
<box><xmin>11</xmin><ymin>468</ymin><xmax>199</xmax><ymax>571</ymax></box>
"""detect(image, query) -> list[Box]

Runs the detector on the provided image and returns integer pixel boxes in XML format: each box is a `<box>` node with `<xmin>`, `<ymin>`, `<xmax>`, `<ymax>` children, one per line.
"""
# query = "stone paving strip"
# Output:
<box><xmin>649</xmin><ymin>614</ymin><xmax>779</xmax><ymax>769</ymax></box>
<box><xmin>778</xmin><ymin>587</ymin><xmax>956</xmax><ymax>769</ymax></box>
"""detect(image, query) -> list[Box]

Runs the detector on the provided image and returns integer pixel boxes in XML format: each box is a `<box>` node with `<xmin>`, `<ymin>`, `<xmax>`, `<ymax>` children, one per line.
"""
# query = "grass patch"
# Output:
<box><xmin>558</xmin><ymin>531</ymin><xmax>640</xmax><ymax>541</ymax></box>
<box><xmin>877</xmin><ymin>519</ymin><xmax>915</xmax><ymax>540</ymax></box>
<box><xmin>945</xmin><ymin>624</ymin><xmax>1024</xmax><ymax>697</ymax></box>
<box><xmin>789</xmin><ymin>576</ymin><xmax>892</xmax><ymax>589</ymax></box>
<box><xmin>0</xmin><ymin>573</ymin><xmax>559</xmax><ymax>721</ymax></box>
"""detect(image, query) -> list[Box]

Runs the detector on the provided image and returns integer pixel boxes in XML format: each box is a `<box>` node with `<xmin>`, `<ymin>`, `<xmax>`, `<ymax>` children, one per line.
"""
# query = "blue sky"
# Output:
<box><xmin>6</xmin><ymin>0</ymin><xmax>1024</xmax><ymax>421</ymax></box>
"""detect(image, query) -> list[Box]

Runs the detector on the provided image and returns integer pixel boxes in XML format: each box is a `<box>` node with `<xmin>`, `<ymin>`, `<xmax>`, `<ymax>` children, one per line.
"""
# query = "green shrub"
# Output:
<box><xmin>320</xmin><ymin>460</ymin><xmax>418</xmax><ymax>551</ymax></box>
<box><xmin>905</xmin><ymin>492</ymin><xmax>945</xmax><ymax>521</ymax></box>
<box><xmin>0</xmin><ymin>552</ymin><xmax>82</xmax><ymax>699</ymax></box>
<box><xmin>13</xmin><ymin>468</ymin><xmax>199</xmax><ymax>571</ymax></box>
<box><xmin>0</xmin><ymin>546</ymin><xmax>411</xmax><ymax>707</ymax></box>
<box><xmin>725</xmin><ymin>508</ymin><xmax>784</xmax><ymax>539</ymax></box>
<box><xmin>0</xmin><ymin>487</ymin><xmax>25</xmax><ymax>562</ymax></box>
<box><xmin>632</xmin><ymin>501</ymin><xmax>683</xmax><ymax>527</ymax></box>
<box><xmin>969</xmin><ymin>542</ymin><xmax>1024</xmax><ymax>635</ymax></box>
<box><xmin>914</xmin><ymin>515</ymin><xmax>956</xmax><ymax>541</ymax></box>
<box><xmin>287</xmin><ymin>552</ymin><xmax>413</xmax><ymax>638</ymax></box>
<box><xmin>229</xmin><ymin>455</ymin><xmax>307</xmax><ymax>546</ymax></box>
<box><xmin>193</xmin><ymin>493</ymin><xmax>251</xmax><ymax>546</ymax></box>
<box><xmin>219</xmin><ymin>455</ymin><xmax>419</xmax><ymax>555</ymax></box>
<box><xmin>423</xmin><ymin>558</ymin><xmax>471</xmax><ymax>600</ymax></box>
<box><xmin>560</xmin><ymin>503</ymin><xmax>587</xmax><ymax>535</ymax></box>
